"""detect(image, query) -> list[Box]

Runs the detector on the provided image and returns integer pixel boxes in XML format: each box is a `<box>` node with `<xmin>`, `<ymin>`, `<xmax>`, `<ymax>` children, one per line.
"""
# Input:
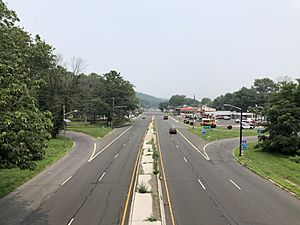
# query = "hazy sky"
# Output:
<box><xmin>7</xmin><ymin>0</ymin><xmax>300</xmax><ymax>99</ymax></box>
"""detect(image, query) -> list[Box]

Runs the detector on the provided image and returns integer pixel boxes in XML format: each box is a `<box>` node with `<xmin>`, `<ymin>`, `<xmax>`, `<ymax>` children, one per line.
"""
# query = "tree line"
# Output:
<box><xmin>0</xmin><ymin>2</ymin><xmax>137</xmax><ymax>169</ymax></box>
<box><xmin>160</xmin><ymin>77</ymin><xmax>300</xmax><ymax>156</ymax></box>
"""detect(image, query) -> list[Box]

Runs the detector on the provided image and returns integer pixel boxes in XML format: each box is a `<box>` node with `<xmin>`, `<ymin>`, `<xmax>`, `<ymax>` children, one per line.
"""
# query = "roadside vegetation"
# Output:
<box><xmin>67</xmin><ymin>122</ymin><xmax>112</xmax><ymax>138</ymax></box>
<box><xmin>189</xmin><ymin>127</ymin><xmax>257</xmax><ymax>142</ymax></box>
<box><xmin>0</xmin><ymin>1</ymin><xmax>138</xmax><ymax>170</ymax></box>
<box><xmin>234</xmin><ymin>142</ymin><xmax>300</xmax><ymax>198</ymax></box>
<box><xmin>0</xmin><ymin>137</ymin><xmax>73</xmax><ymax>198</ymax></box>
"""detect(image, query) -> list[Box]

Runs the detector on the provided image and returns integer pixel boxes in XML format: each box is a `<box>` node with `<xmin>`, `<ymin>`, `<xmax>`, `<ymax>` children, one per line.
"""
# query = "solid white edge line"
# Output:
<box><xmin>88</xmin><ymin>125</ymin><xmax>133</xmax><ymax>162</ymax></box>
<box><xmin>229</xmin><ymin>179</ymin><xmax>241</xmax><ymax>190</ymax></box>
<box><xmin>177</xmin><ymin>130</ymin><xmax>210</xmax><ymax>160</ymax></box>
<box><xmin>67</xmin><ymin>218</ymin><xmax>74</xmax><ymax>225</ymax></box>
<box><xmin>114</xmin><ymin>153</ymin><xmax>119</xmax><ymax>158</ymax></box>
<box><xmin>202</xmin><ymin>143</ymin><xmax>212</xmax><ymax>160</ymax></box>
<box><xmin>61</xmin><ymin>176</ymin><xmax>72</xmax><ymax>186</ymax></box>
<box><xmin>99</xmin><ymin>172</ymin><xmax>106</xmax><ymax>182</ymax></box>
<box><xmin>197</xmin><ymin>179</ymin><xmax>206</xmax><ymax>190</ymax></box>
<box><xmin>88</xmin><ymin>143</ymin><xmax>97</xmax><ymax>162</ymax></box>
<box><xmin>183</xmin><ymin>157</ymin><xmax>188</xmax><ymax>163</ymax></box>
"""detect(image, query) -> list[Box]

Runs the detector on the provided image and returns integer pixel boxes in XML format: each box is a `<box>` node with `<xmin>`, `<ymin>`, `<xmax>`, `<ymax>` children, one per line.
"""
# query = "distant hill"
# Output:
<box><xmin>136</xmin><ymin>92</ymin><xmax>167</xmax><ymax>108</ymax></box>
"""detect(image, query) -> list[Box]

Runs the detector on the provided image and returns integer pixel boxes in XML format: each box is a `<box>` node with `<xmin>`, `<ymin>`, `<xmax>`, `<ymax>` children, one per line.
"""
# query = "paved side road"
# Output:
<box><xmin>0</xmin><ymin>124</ymin><xmax>135</xmax><ymax>225</ymax></box>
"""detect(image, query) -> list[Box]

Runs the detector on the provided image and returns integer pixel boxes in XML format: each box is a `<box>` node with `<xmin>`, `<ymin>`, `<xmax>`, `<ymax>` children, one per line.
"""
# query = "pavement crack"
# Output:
<box><xmin>98</xmin><ymin>187</ymin><xmax>112</xmax><ymax>224</ymax></box>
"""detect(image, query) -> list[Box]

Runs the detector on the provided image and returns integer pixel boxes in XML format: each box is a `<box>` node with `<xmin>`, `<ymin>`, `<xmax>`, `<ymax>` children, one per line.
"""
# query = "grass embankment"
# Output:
<box><xmin>234</xmin><ymin>142</ymin><xmax>300</xmax><ymax>198</ymax></box>
<box><xmin>0</xmin><ymin>137</ymin><xmax>73</xmax><ymax>198</ymax></box>
<box><xmin>189</xmin><ymin>127</ymin><xmax>257</xmax><ymax>142</ymax></box>
<box><xmin>67</xmin><ymin>121</ymin><xmax>112</xmax><ymax>138</ymax></box>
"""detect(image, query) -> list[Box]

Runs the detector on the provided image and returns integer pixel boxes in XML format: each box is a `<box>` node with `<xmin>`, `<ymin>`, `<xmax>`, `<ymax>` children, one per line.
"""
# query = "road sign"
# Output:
<box><xmin>202</xmin><ymin>129</ymin><xmax>207</xmax><ymax>135</ymax></box>
<box><xmin>242</xmin><ymin>142</ymin><xmax>247</xmax><ymax>150</ymax></box>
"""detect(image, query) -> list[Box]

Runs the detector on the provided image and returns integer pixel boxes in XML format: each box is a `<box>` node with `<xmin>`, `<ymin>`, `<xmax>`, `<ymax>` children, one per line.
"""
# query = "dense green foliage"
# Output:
<box><xmin>212</xmin><ymin>78</ymin><xmax>277</xmax><ymax>111</ymax></box>
<box><xmin>0</xmin><ymin>1</ymin><xmax>138</xmax><ymax>169</ymax></box>
<box><xmin>258</xmin><ymin>80</ymin><xmax>300</xmax><ymax>155</ymax></box>
<box><xmin>0</xmin><ymin>2</ymin><xmax>52</xmax><ymax>169</ymax></box>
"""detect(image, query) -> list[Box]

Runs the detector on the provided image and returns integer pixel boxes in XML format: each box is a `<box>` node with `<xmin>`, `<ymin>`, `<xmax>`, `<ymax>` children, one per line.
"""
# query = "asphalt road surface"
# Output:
<box><xmin>155</xmin><ymin>113</ymin><xmax>300</xmax><ymax>225</ymax></box>
<box><xmin>0</xmin><ymin>115</ymin><xmax>151</xmax><ymax>225</ymax></box>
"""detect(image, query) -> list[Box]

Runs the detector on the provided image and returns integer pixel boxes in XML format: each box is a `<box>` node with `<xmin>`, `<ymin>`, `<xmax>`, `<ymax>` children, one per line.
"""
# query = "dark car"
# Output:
<box><xmin>142</xmin><ymin>117</ymin><xmax>145</xmax><ymax>119</ymax></box>
<box><xmin>163</xmin><ymin>115</ymin><xmax>168</xmax><ymax>120</ymax></box>
<box><xmin>169</xmin><ymin>127</ymin><xmax>177</xmax><ymax>134</ymax></box>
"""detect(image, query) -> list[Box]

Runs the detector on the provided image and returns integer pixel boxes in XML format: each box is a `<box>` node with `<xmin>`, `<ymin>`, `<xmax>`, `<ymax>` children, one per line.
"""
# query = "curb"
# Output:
<box><xmin>157</xmin><ymin>174</ymin><xmax>166</xmax><ymax>225</ymax></box>
<box><xmin>232</xmin><ymin>147</ymin><xmax>299</xmax><ymax>200</ymax></box>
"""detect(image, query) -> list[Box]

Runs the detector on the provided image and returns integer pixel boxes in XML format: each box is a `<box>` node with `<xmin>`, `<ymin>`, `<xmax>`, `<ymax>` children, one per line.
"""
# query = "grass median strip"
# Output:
<box><xmin>234</xmin><ymin>142</ymin><xmax>300</xmax><ymax>198</ymax></box>
<box><xmin>0</xmin><ymin>137</ymin><xmax>73</xmax><ymax>198</ymax></box>
<box><xmin>189</xmin><ymin>127</ymin><xmax>257</xmax><ymax>142</ymax></box>
<box><xmin>67</xmin><ymin>122</ymin><xmax>112</xmax><ymax>138</ymax></box>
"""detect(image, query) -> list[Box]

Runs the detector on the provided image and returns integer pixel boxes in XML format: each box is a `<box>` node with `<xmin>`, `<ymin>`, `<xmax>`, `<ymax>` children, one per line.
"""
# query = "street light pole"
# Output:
<box><xmin>63</xmin><ymin>105</ymin><xmax>66</xmax><ymax>148</ymax></box>
<box><xmin>224</xmin><ymin>104</ymin><xmax>243</xmax><ymax>157</ymax></box>
<box><xmin>63</xmin><ymin>106</ymin><xmax>77</xmax><ymax>149</ymax></box>
<box><xmin>193</xmin><ymin>94</ymin><xmax>195</xmax><ymax>129</ymax></box>
<box><xmin>111</xmin><ymin>97</ymin><xmax>115</xmax><ymax>128</ymax></box>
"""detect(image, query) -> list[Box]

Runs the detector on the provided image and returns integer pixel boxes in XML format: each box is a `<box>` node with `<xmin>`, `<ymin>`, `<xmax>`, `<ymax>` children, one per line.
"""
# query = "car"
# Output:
<box><xmin>241</xmin><ymin>122</ymin><xmax>254</xmax><ymax>129</ymax></box>
<box><xmin>163</xmin><ymin>115</ymin><xmax>168</xmax><ymax>120</ymax></box>
<box><xmin>142</xmin><ymin>117</ymin><xmax>145</xmax><ymax>119</ymax></box>
<box><xmin>169</xmin><ymin>127</ymin><xmax>177</xmax><ymax>134</ymax></box>
<box><xmin>223</xmin><ymin>116</ymin><xmax>230</xmax><ymax>120</ymax></box>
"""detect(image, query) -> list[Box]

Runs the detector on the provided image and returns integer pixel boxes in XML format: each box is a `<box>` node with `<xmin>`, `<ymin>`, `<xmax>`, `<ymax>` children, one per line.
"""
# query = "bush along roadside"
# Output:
<box><xmin>0</xmin><ymin>137</ymin><xmax>74</xmax><ymax>198</ymax></box>
<box><xmin>234</xmin><ymin>141</ymin><xmax>300</xmax><ymax>198</ymax></box>
<box><xmin>129</xmin><ymin>117</ymin><xmax>164</xmax><ymax>224</ymax></box>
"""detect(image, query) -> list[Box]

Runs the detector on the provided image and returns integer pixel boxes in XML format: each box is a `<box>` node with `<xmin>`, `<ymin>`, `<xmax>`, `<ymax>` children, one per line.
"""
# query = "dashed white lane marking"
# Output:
<box><xmin>177</xmin><ymin>130</ymin><xmax>210</xmax><ymax>160</ymax></box>
<box><xmin>114</xmin><ymin>153</ymin><xmax>119</xmax><ymax>159</ymax></box>
<box><xmin>176</xmin><ymin>145</ymin><xmax>179</xmax><ymax>149</ymax></box>
<box><xmin>61</xmin><ymin>176</ymin><xmax>72</xmax><ymax>186</ymax></box>
<box><xmin>123</xmin><ymin>143</ymin><xmax>126</xmax><ymax>147</ymax></box>
<box><xmin>230</xmin><ymin>179</ymin><xmax>241</xmax><ymax>190</ymax></box>
<box><xmin>88</xmin><ymin>125</ymin><xmax>133</xmax><ymax>162</ymax></box>
<box><xmin>99</xmin><ymin>172</ymin><xmax>106</xmax><ymax>182</ymax></box>
<box><xmin>198</xmin><ymin>179</ymin><xmax>206</xmax><ymax>190</ymax></box>
<box><xmin>67</xmin><ymin>218</ymin><xmax>74</xmax><ymax>225</ymax></box>
<box><xmin>172</xmin><ymin>124</ymin><xmax>175</xmax><ymax>128</ymax></box>
<box><xmin>183</xmin><ymin>157</ymin><xmax>188</xmax><ymax>163</ymax></box>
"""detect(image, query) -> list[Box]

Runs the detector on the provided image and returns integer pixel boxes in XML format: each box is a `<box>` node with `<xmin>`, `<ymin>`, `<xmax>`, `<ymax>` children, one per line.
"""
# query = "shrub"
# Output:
<box><xmin>137</xmin><ymin>181</ymin><xmax>149</xmax><ymax>193</ymax></box>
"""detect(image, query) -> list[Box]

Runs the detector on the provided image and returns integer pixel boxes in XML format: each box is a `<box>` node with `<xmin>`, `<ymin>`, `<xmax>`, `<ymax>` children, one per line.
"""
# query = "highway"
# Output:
<box><xmin>155</xmin><ymin>113</ymin><xmax>300</xmax><ymax>225</ymax></box>
<box><xmin>0</xmin><ymin>115</ymin><xmax>151</xmax><ymax>225</ymax></box>
<box><xmin>1</xmin><ymin>112</ymin><xmax>300</xmax><ymax>225</ymax></box>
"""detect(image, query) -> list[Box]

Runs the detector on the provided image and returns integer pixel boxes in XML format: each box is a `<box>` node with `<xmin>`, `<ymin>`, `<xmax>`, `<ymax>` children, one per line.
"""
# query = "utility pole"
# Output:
<box><xmin>63</xmin><ymin>105</ymin><xmax>66</xmax><ymax>148</ymax></box>
<box><xmin>111</xmin><ymin>97</ymin><xmax>115</xmax><ymax>128</ymax></box>
<box><xmin>193</xmin><ymin>94</ymin><xmax>195</xmax><ymax>129</ymax></box>
<box><xmin>224</xmin><ymin>104</ymin><xmax>243</xmax><ymax>157</ymax></box>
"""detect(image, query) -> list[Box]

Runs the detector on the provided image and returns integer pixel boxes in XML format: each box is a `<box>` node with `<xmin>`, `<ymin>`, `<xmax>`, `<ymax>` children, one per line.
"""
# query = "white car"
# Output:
<box><xmin>241</xmin><ymin>122</ymin><xmax>254</xmax><ymax>129</ymax></box>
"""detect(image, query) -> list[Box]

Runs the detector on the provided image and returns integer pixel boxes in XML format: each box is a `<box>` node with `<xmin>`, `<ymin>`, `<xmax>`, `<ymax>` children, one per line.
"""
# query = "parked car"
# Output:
<box><xmin>169</xmin><ymin>127</ymin><xmax>177</xmax><ymax>134</ymax></box>
<box><xmin>163</xmin><ymin>115</ymin><xmax>168</xmax><ymax>120</ymax></box>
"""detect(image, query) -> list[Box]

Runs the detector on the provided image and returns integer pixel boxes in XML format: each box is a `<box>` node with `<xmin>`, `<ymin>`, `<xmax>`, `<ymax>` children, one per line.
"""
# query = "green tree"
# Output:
<box><xmin>200</xmin><ymin>97</ymin><xmax>212</xmax><ymax>107</ymax></box>
<box><xmin>159</xmin><ymin>101</ymin><xmax>169</xmax><ymax>111</ymax></box>
<box><xmin>0</xmin><ymin>1</ymin><xmax>52</xmax><ymax>169</ymax></box>
<box><xmin>259</xmin><ymin>80</ymin><xmax>300</xmax><ymax>155</ymax></box>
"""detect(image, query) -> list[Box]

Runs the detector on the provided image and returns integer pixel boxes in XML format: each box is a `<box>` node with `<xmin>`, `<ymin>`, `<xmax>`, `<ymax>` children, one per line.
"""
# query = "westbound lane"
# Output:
<box><xmin>20</xmin><ymin>115</ymin><xmax>151</xmax><ymax>225</ymax></box>
<box><xmin>156</xmin><ymin>114</ymin><xmax>300</xmax><ymax>225</ymax></box>
<box><xmin>156</xmin><ymin>115</ymin><xmax>230</xmax><ymax>225</ymax></box>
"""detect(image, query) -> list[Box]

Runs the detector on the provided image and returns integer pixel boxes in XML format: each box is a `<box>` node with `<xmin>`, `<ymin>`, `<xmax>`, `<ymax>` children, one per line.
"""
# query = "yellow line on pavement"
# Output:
<box><xmin>120</xmin><ymin>124</ymin><xmax>147</xmax><ymax>225</ymax></box>
<box><xmin>155</xmin><ymin>119</ymin><xmax>176</xmax><ymax>225</ymax></box>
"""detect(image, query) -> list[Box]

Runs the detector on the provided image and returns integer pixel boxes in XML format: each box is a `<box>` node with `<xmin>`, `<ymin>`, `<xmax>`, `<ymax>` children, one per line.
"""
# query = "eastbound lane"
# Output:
<box><xmin>14</xmin><ymin>115</ymin><xmax>151</xmax><ymax>225</ymax></box>
<box><xmin>156</xmin><ymin>114</ymin><xmax>300</xmax><ymax>225</ymax></box>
